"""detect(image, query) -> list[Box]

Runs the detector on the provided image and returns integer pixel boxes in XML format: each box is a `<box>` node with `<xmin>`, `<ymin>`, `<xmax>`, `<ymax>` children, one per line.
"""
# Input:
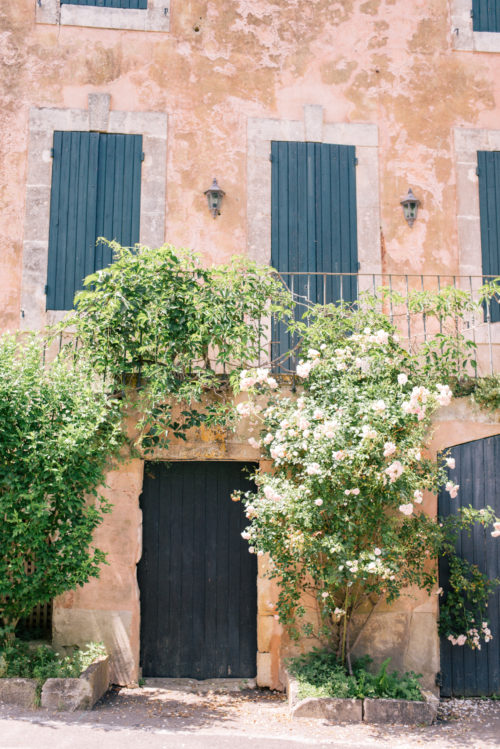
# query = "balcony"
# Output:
<box><xmin>271</xmin><ymin>272</ymin><xmax>500</xmax><ymax>378</ymax></box>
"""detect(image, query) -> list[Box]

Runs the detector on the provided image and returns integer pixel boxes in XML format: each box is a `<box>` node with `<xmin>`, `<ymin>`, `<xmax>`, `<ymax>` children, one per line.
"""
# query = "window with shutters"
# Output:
<box><xmin>46</xmin><ymin>131</ymin><xmax>142</xmax><ymax>311</ymax></box>
<box><xmin>451</xmin><ymin>1</ymin><xmax>500</xmax><ymax>52</ymax></box>
<box><xmin>60</xmin><ymin>0</ymin><xmax>147</xmax><ymax>7</ymax></box>
<box><xmin>472</xmin><ymin>0</ymin><xmax>500</xmax><ymax>31</ymax></box>
<box><xmin>477</xmin><ymin>150</ymin><xmax>500</xmax><ymax>323</ymax></box>
<box><xmin>36</xmin><ymin>0</ymin><xmax>169</xmax><ymax>32</ymax></box>
<box><xmin>270</xmin><ymin>141</ymin><xmax>358</xmax><ymax>367</ymax></box>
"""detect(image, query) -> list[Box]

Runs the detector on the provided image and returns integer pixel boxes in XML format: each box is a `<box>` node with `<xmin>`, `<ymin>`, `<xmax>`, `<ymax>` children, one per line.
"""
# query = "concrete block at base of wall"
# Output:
<box><xmin>363</xmin><ymin>697</ymin><xmax>437</xmax><ymax>725</ymax></box>
<box><xmin>0</xmin><ymin>678</ymin><xmax>38</xmax><ymax>709</ymax></box>
<box><xmin>41</xmin><ymin>656</ymin><xmax>110</xmax><ymax>712</ymax></box>
<box><xmin>284</xmin><ymin>668</ymin><xmax>362</xmax><ymax>722</ymax></box>
<box><xmin>256</xmin><ymin>652</ymin><xmax>271</xmax><ymax>687</ymax></box>
<box><xmin>283</xmin><ymin>667</ymin><xmax>436</xmax><ymax>725</ymax></box>
<box><xmin>293</xmin><ymin>697</ymin><xmax>363</xmax><ymax>722</ymax></box>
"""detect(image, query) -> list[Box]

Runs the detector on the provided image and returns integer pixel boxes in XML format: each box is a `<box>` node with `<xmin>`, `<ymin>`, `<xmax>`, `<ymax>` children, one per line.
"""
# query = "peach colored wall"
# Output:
<box><xmin>2</xmin><ymin>0</ymin><xmax>500</xmax><ymax>331</ymax></box>
<box><xmin>3</xmin><ymin>0</ymin><xmax>500</xmax><ymax>689</ymax></box>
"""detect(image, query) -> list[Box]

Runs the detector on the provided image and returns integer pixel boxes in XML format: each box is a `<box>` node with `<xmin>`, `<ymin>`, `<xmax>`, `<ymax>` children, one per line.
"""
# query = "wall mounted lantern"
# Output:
<box><xmin>400</xmin><ymin>188</ymin><xmax>421</xmax><ymax>228</ymax></box>
<box><xmin>204</xmin><ymin>178</ymin><xmax>225</xmax><ymax>218</ymax></box>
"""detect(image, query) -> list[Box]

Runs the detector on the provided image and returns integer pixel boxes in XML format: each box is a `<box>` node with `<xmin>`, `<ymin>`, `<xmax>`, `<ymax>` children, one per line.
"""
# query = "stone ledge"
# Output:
<box><xmin>364</xmin><ymin>697</ymin><xmax>437</xmax><ymax>725</ymax></box>
<box><xmin>41</xmin><ymin>655</ymin><xmax>110</xmax><ymax>711</ymax></box>
<box><xmin>0</xmin><ymin>656</ymin><xmax>110</xmax><ymax>712</ymax></box>
<box><xmin>293</xmin><ymin>696</ymin><xmax>363</xmax><ymax>722</ymax></box>
<box><xmin>0</xmin><ymin>678</ymin><xmax>38</xmax><ymax>709</ymax></box>
<box><xmin>282</xmin><ymin>667</ymin><xmax>436</xmax><ymax>725</ymax></box>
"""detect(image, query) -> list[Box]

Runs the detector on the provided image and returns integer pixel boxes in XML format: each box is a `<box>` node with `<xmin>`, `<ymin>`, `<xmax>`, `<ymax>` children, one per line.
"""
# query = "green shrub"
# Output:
<box><xmin>473</xmin><ymin>374</ymin><xmax>500</xmax><ymax>412</ymax></box>
<box><xmin>288</xmin><ymin>649</ymin><xmax>423</xmax><ymax>701</ymax></box>
<box><xmin>0</xmin><ymin>637</ymin><xmax>106</xmax><ymax>685</ymax></box>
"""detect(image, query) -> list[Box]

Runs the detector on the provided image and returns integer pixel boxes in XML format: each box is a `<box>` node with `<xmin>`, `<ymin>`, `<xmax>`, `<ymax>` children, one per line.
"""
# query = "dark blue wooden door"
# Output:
<box><xmin>271</xmin><ymin>141</ymin><xmax>358</xmax><ymax>368</ymax></box>
<box><xmin>138</xmin><ymin>462</ymin><xmax>258</xmax><ymax>678</ymax></box>
<box><xmin>439</xmin><ymin>435</ymin><xmax>500</xmax><ymax>696</ymax></box>
<box><xmin>472</xmin><ymin>0</ymin><xmax>500</xmax><ymax>31</ymax></box>
<box><xmin>46</xmin><ymin>131</ymin><xmax>142</xmax><ymax>310</ymax></box>
<box><xmin>477</xmin><ymin>151</ymin><xmax>500</xmax><ymax>323</ymax></box>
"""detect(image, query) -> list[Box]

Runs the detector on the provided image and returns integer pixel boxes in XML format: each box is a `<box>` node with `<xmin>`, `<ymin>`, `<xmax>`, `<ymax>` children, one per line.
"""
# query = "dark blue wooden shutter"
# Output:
<box><xmin>46</xmin><ymin>131</ymin><xmax>142</xmax><ymax>310</ymax></box>
<box><xmin>61</xmin><ymin>1</ymin><xmax>148</xmax><ymax>9</ymax></box>
<box><xmin>477</xmin><ymin>151</ymin><xmax>500</xmax><ymax>323</ymax></box>
<box><xmin>271</xmin><ymin>141</ymin><xmax>358</xmax><ymax>366</ymax></box>
<box><xmin>439</xmin><ymin>435</ymin><xmax>500</xmax><ymax>697</ymax></box>
<box><xmin>472</xmin><ymin>0</ymin><xmax>500</xmax><ymax>32</ymax></box>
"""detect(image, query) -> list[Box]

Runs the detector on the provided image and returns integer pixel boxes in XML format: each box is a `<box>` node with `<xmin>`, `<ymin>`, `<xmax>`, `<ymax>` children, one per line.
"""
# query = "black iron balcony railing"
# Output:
<box><xmin>271</xmin><ymin>273</ymin><xmax>500</xmax><ymax>377</ymax></box>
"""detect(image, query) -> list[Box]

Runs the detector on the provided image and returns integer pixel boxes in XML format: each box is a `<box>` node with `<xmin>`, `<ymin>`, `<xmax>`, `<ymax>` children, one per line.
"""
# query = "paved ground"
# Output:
<box><xmin>1</xmin><ymin>679</ymin><xmax>500</xmax><ymax>748</ymax></box>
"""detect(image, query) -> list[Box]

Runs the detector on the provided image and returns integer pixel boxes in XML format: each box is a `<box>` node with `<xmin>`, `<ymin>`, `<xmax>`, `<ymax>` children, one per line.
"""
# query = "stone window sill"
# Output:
<box><xmin>36</xmin><ymin>0</ymin><xmax>170</xmax><ymax>32</ymax></box>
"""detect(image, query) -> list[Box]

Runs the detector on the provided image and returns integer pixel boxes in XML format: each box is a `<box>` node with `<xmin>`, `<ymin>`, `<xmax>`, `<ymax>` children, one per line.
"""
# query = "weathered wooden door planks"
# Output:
<box><xmin>138</xmin><ymin>461</ymin><xmax>258</xmax><ymax>678</ymax></box>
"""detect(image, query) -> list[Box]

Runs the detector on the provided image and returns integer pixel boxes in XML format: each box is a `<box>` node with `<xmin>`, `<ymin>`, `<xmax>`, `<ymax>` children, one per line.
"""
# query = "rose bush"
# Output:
<box><xmin>234</xmin><ymin>302</ymin><xmax>500</xmax><ymax>670</ymax></box>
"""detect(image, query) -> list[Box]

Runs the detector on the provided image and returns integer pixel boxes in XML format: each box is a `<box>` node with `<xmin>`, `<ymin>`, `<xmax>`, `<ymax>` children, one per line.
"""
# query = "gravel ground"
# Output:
<box><xmin>1</xmin><ymin>681</ymin><xmax>500</xmax><ymax>748</ymax></box>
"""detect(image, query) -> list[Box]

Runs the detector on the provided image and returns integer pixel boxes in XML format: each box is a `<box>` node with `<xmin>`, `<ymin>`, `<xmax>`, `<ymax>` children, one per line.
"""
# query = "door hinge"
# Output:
<box><xmin>50</xmin><ymin>148</ymin><xmax>54</xmax><ymax>158</ymax></box>
<box><xmin>470</xmin><ymin>8</ymin><xmax>474</xmax><ymax>18</ymax></box>
<box><xmin>44</xmin><ymin>284</ymin><xmax>48</xmax><ymax>295</ymax></box>
<box><xmin>435</xmin><ymin>671</ymin><xmax>442</xmax><ymax>687</ymax></box>
<box><xmin>269</xmin><ymin>153</ymin><xmax>273</xmax><ymax>162</ymax></box>
<box><xmin>357</xmin><ymin>261</ymin><xmax>361</xmax><ymax>271</ymax></box>
<box><xmin>141</xmin><ymin>152</ymin><xmax>145</xmax><ymax>162</ymax></box>
<box><xmin>476</xmin><ymin>166</ymin><xmax>480</xmax><ymax>176</ymax></box>
<box><xmin>354</xmin><ymin>157</ymin><xmax>358</xmax><ymax>166</ymax></box>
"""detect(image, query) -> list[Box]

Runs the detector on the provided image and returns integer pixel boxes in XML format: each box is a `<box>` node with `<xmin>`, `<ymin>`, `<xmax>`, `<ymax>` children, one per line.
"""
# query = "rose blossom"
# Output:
<box><xmin>248</xmin><ymin>437</ymin><xmax>260</xmax><ymax>449</ymax></box>
<box><xmin>446</xmin><ymin>457</ymin><xmax>456</xmax><ymax>469</ymax></box>
<box><xmin>413</xmin><ymin>489</ymin><xmax>424</xmax><ymax>504</ymax></box>
<box><xmin>436</xmin><ymin>383</ymin><xmax>453</xmax><ymax>407</ymax></box>
<box><xmin>383</xmin><ymin>442</ymin><xmax>396</xmax><ymax>457</ymax></box>
<box><xmin>397</xmin><ymin>373</ymin><xmax>408</xmax><ymax>385</ymax></box>
<box><xmin>236</xmin><ymin>401</ymin><xmax>253</xmax><ymax>416</ymax></box>
<box><xmin>270</xmin><ymin>444</ymin><xmax>286</xmax><ymax>460</ymax></box>
<box><xmin>306</xmin><ymin>463</ymin><xmax>322</xmax><ymax>475</ymax></box>
<box><xmin>263</xmin><ymin>486</ymin><xmax>282</xmax><ymax>502</ymax></box>
<box><xmin>361</xmin><ymin>424</ymin><xmax>377</xmax><ymax>440</ymax></box>
<box><xmin>296</xmin><ymin>361</ymin><xmax>312</xmax><ymax>379</ymax></box>
<box><xmin>314</xmin><ymin>498</ymin><xmax>323</xmax><ymax>506</ymax></box>
<box><xmin>385</xmin><ymin>460</ymin><xmax>404</xmax><ymax>483</ymax></box>
<box><xmin>323</xmin><ymin>422</ymin><xmax>337</xmax><ymax>439</ymax></box>
<box><xmin>445</xmin><ymin>481</ymin><xmax>460</xmax><ymax>498</ymax></box>
<box><xmin>399</xmin><ymin>503</ymin><xmax>414</xmax><ymax>516</ymax></box>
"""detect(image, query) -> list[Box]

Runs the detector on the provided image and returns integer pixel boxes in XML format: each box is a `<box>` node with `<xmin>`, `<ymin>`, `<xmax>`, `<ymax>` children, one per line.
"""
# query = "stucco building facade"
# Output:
<box><xmin>1</xmin><ymin>0</ymin><xmax>500</xmax><ymax>694</ymax></box>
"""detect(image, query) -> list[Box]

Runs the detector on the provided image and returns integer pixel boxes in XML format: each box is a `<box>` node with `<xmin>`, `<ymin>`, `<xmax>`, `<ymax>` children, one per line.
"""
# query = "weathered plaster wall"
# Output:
<box><xmin>2</xmin><ymin>0</ymin><xmax>500</xmax><ymax>331</ymax></box>
<box><xmin>3</xmin><ymin>0</ymin><xmax>500</xmax><ymax>690</ymax></box>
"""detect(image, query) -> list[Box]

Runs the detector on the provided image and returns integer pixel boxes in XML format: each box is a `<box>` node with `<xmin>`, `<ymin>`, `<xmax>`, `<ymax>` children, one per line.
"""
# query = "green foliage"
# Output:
<box><xmin>0</xmin><ymin>638</ymin><xmax>106</xmax><ymax>685</ymax></box>
<box><xmin>59</xmin><ymin>243</ymin><xmax>292</xmax><ymax>452</ymax></box>
<box><xmin>288</xmin><ymin>649</ymin><xmax>423</xmax><ymax>701</ymax></box>
<box><xmin>473</xmin><ymin>374</ymin><xmax>500</xmax><ymax>412</ymax></box>
<box><xmin>235</xmin><ymin>301</ymin><xmax>500</xmax><ymax>664</ymax></box>
<box><xmin>0</xmin><ymin>335</ymin><xmax>123</xmax><ymax>627</ymax></box>
<box><xmin>379</xmin><ymin>282</ymin><xmax>500</xmax><ymax>384</ymax></box>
